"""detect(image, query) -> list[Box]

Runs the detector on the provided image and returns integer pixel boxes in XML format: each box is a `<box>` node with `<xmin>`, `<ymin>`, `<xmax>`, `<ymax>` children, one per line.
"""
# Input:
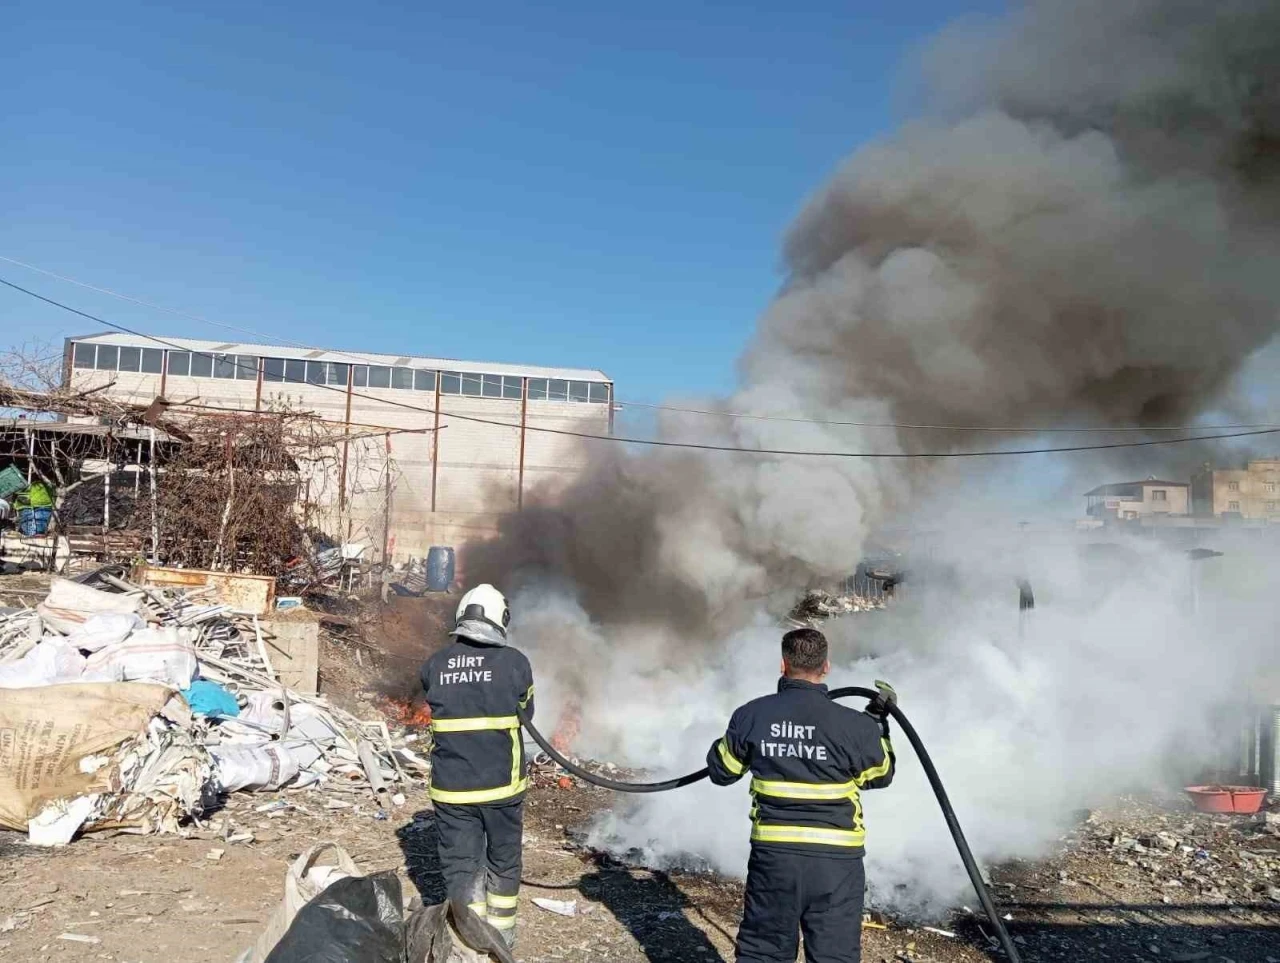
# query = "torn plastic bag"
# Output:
<box><xmin>264</xmin><ymin>871</ymin><xmax>405</xmax><ymax>963</ymax></box>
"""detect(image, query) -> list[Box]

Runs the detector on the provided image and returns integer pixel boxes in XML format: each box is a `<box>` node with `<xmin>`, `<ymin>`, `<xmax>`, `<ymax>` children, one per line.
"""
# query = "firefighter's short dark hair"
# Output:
<box><xmin>782</xmin><ymin>627</ymin><xmax>828</xmax><ymax>672</ymax></box>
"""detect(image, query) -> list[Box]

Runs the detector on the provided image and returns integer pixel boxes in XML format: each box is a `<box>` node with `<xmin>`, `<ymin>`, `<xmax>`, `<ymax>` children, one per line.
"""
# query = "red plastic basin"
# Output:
<box><xmin>1185</xmin><ymin>785</ymin><xmax>1268</xmax><ymax>814</ymax></box>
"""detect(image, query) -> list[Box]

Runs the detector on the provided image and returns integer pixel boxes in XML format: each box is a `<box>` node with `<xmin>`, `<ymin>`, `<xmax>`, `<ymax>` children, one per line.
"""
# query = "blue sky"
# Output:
<box><xmin>2</xmin><ymin>0</ymin><xmax>1001</xmax><ymax>404</ymax></box>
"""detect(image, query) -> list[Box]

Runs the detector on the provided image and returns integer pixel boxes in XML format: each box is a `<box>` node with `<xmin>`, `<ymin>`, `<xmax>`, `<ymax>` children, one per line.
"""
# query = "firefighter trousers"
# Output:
<box><xmin>434</xmin><ymin>798</ymin><xmax>524</xmax><ymax>942</ymax></box>
<box><xmin>736</xmin><ymin>847</ymin><xmax>865</xmax><ymax>963</ymax></box>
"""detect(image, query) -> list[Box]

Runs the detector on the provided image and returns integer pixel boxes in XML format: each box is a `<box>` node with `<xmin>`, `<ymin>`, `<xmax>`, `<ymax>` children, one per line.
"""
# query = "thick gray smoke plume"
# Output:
<box><xmin>468</xmin><ymin>0</ymin><xmax>1280</xmax><ymax>913</ymax></box>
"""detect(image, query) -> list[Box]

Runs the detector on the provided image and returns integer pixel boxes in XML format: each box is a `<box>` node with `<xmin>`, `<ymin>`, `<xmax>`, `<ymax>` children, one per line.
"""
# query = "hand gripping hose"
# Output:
<box><xmin>515</xmin><ymin>688</ymin><xmax>1023</xmax><ymax>962</ymax></box>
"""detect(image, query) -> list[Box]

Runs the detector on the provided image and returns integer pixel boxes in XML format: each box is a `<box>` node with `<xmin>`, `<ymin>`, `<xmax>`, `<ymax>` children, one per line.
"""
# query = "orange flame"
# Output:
<box><xmin>382</xmin><ymin>696</ymin><xmax>433</xmax><ymax>728</ymax></box>
<box><xmin>551</xmin><ymin>700</ymin><xmax>582</xmax><ymax>754</ymax></box>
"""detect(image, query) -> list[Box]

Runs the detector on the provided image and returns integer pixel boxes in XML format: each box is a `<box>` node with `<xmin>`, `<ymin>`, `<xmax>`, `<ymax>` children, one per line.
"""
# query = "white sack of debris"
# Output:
<box><xmin>0</xmin><ymin>682</ymin><xmax>211</xmax><ymax>846</ymax></box>
<box><xmin>210</xmin><ymin>744</ymin><xmax>301</xmax><ymax>793</ymax></box>
<box><xmin>82</xmin><ymin>625</ymin><xmax>199</xmax><ymax>686</ymax></box>
<box><xmin>36</xmin><ymin>577</ymin><xmax>145</xmax><ymax>634</ymax></box>
<box><xmin>0</xmin><ymin>636</ymin><xmax>88</xmax><ymax>688</ymax></box>
<box><xmin>65</xmin><ymin>612</ymin><xmax>146</xmax><ymax>653</ymax></box>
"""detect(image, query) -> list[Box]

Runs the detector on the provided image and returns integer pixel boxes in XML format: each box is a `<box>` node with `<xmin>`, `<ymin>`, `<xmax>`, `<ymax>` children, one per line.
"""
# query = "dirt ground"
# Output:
<box><xmin>3</xmin><ymin>776</ymin><xmax>1280</xmax><ymax>962</ymax></box>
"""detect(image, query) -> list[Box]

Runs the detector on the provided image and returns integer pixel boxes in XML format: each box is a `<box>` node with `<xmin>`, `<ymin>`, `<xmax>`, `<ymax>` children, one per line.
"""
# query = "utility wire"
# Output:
<box><xmin>4</xmin><ymin>273</ymin><xmax>1279</xmax><ymax>458</ymax></box>
<box><xmin>3</xmin><ymin>252</ymin><xmax>1275</xmax><ymax>435</ymax></box>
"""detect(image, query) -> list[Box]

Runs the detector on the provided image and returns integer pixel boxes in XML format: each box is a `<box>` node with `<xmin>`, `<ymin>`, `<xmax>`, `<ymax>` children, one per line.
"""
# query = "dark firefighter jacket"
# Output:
<box><xmin>421</xmin><ymin>638</ymin><xmax>535</xmax><ymax>805</ymax></box>
<box><xmin>706</xmin><ymin>677</ymin><xmax>894</xmax><ymax>856</ymax></box>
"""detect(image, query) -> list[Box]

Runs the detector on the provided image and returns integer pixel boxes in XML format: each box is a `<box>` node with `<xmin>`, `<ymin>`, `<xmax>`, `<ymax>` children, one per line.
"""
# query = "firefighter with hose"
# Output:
<box><xmin>421</xmin><ymin>584</ymin><xmax>534</xmax><ymax>947</ymax></box>
<box><xmin>706</xmin><ymin>627</ymin><xmax>896</xmax><ymax>963</ymax></box>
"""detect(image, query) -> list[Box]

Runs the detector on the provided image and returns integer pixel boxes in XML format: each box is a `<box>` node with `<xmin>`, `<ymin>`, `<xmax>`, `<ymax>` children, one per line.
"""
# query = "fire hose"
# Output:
<box><xmin>515</xmin><ymin>687</ymin><xmax>1024</xmax><ymax>963</ymax></box>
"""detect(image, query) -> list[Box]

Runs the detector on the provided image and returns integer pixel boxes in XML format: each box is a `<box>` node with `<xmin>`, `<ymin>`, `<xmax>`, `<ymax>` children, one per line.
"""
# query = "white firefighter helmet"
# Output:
<box><xmin>451</xmin><ymin>583</ymin><xmax>510</xmax><ymax>645</ymax></box>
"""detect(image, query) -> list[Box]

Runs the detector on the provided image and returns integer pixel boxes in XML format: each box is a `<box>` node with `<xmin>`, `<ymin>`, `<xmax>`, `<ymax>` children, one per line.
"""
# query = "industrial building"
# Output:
<box><xmin>61</xmin><ymin>332</ymin><xmax>613</xmax><ymax>560</ymax></box>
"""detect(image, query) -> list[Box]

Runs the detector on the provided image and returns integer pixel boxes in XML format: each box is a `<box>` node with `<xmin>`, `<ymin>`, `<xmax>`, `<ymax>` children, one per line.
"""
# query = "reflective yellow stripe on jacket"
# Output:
<box><xmin>750</xmin><ymin>824</ymin><xmax>866</xmax><ymax>848</ymax></box>
<box><xmin>750</xmin><ymin>776</ymin><xmax>860</xmax><ymax>800</ymax></box>
<box><xmin>717</xmin><ymin>738</ymin><xmax>745</xmax><ymax>776</ymax></box>
<box><xmin>748</xmin><ymin>772</ymin><xmax>870</xmax><ymax>849</ymax></box>
<box><xmin>429</xmin><ymin>716</ymin><xmax>528</xmax><ymax>804</ymax></box>
<box><xmin>431</xmin><ymin>715</ymin><xmax>520</xmax><ymax>733</ymax></box>
<box><xmin>855</xmin><ymin>737</ymin><xmax>893</xmax><ymax>786</ymax></box>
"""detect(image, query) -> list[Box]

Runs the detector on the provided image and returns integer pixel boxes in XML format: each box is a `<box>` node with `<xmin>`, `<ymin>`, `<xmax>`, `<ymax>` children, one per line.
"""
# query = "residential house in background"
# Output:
<box><xmin>1083</xmin><ymin>478</ymin><xmax>1190</xmax><ymax>522</ymax></box>
<box><xmin>1191</xmin><ymin>459</ymin><xmax>1280</xmax><ymax>521</ymax></box>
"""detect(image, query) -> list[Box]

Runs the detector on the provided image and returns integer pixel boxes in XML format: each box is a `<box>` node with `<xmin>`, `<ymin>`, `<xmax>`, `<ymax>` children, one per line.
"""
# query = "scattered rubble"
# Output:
<box><xmin>789</xmin><ymin>588</ymin><xmax>887</xmax><ymax>625</ymax></box>
<box><xmin>0</xmin><ymin>567</ymin><xmax>427</xmax><ymax>847</ymax></box>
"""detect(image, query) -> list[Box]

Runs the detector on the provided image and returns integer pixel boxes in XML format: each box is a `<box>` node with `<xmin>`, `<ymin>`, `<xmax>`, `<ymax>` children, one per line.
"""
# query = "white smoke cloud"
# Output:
<box><xmin>513</xmin><ymin>528</ymin><xmax>1274</xmax><ymax>917</ymax></box>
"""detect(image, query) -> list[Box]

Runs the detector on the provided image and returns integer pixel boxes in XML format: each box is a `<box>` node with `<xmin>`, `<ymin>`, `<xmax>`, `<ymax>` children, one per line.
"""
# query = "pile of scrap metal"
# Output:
<box><xmin>0</xmin><ymin>568</ymin><xmax>428</xmax><ymax>847</ymax></box>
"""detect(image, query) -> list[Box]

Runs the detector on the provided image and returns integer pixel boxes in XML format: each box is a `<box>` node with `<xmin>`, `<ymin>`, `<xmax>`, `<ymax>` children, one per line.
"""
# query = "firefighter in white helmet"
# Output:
<box><xmin>420</xmin><ymin>584</ymin><xmax>535</xmax><ymax>947</ymax></box>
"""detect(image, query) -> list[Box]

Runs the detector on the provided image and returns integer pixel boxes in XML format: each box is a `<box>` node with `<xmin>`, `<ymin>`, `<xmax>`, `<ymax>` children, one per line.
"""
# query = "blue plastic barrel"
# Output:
<box><xmin>18</xmin><ymin>507</ymin><xmax>52</xmax><ymax>536</ymax></box>
<box><xmin>426</xmin><ymin>546</ymin><xmax>456</xmax><ymax>592</ymax></box>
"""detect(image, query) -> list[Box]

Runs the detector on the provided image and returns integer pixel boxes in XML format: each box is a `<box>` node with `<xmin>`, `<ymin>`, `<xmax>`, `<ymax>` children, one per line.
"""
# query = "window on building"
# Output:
<box><xmin>213</xmin><ymin>354</ymin><xmax>237</xmax><ymax>379</ymax></box>
<box><xmin>482</xmin><ymin>374</ymin><xmax>503</xmax><ymax>398</ymax></box>
<box><xmin>1268</xmin><ymin>501</ymin><xmax>1278</xmax><ymax>512</ymax></box>
<box><xmin>303</xmin><ymin>360</ymin><xmax>325</xmax><ymax>385</ymax></box>
<box><xmin>352</xmin><ymin>365</ymin><xmax>368</xmax><ymax>387</ymax></box>
<box><xmin>168</xmin><ymin>351</ymin><xmax>191</xmax><ymax>376</ymax></box>
<box><xmin>392</xmin><ymin>367</ymin><xmax>414</xmax><ymax>390</ymax></box>
<box><xmin>1229</xmin><ymin>481</ymin><xmax>1240</xmax><ymax>492</ymax></box>
<box><xmin>72</xmin><ymin>342</ymin><xmax>96</xmax><ymax>368</ymax></box>
<box><xmin>527</xmin><ymin>378</ymin><xmax>547</xmax><ymax>400</ymax></box>
<box><xmin>263</xmin><ymin>358</ymin><xmax>285</xmax><ymax>382</ymax></box>
<box><xmin>589</xmin><ymin>382</ymin><xmax>610</xmax><ymax>403</ymax></box>
<box><xmin>546</xmin><ymin>379</ymin><xmax>568</xmax><ymax>401</ymax></box>
<box><xmin>502</xmin><ymin>376</ymin><xmax>522</xmax><ymax>399</ymax></box>
<box><xmin>1229</xmin><ymin>500</ymin><xmax>1241</xmax><ymax>512</ymax></box>
<box><xmin>1267</xmin><ymin>483</ymin><xmax>1276</xmax><ymax>494</ymax></box>
<box><xmin>284</xmin><ymin>359</ymin><xmax>306</xmax><ymax>384</ymax></box>
<box><xmin>1152</xmin><ymin>489</ymin><xmax>1167</xmax><ymax>502</ymax></box>
<box><xmin>327</xmin><ymin>363</ymin><xmax>349</xmax><ymax>386</ymax></box>
<box><xmin>440</xmin><ymin>371</ymin><xmax>460</xmax><ymax>394</ymax></box>
<box><xmin>367</xmin><ymin>365</ymin><xmax>391</xmax><ymax>389</ymax></box>
<box><xmin>460</xmin><ymin>372</ymin><xmax>483</xmax><ymax>397</ymax></box>
<box><xmin>191</xmin><ymin>352</ymin><xmax>214</xmax><ymax>378</ymax></box>
<box><xmin>236</xmin><ymin>356</ymin><xmax>259</xmax><ymax>380</ymax></box>
<box><xmin>95</xmin><ymin>345</ymin><xmax>119</xmax><ymax>371</ymax></box>
<box><xmin>140</xmin><ymin>348</ymin><xmax>164</xmax><ymax>374</ymax></box>
<box><xmin>568</xmin><ymin>380</ymin><xmax>590</xmax><ymax>402</ymax></box>
<box><xmin>414</xmin><ymin>369</ymin><xmax>436</xmax><ymax>392</ymax></box>
<box><xmin>117</xmin><ymin>346</ymin><xmax>141</xmax><ymax>372</ymax></box>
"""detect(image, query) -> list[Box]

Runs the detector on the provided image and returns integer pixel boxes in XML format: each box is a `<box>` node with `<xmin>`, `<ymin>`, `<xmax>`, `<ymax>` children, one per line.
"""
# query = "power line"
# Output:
<box><xmin>4</xmin><ymin>273</ymin><xmax>1279</xmax><ymax>458</ymax></box>
<box><xmin>4</xmin><ymin>252</ymin><xmax>1275</xmax><ymax>435</ymax></box>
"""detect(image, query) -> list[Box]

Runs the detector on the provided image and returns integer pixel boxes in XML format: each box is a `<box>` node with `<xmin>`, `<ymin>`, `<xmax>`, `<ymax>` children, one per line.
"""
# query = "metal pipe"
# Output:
<box><xmin>148</xmin><ymin>427</ymin><xmax>159</xmax><ymax>563</ymax></box>
<box><xmin>430</xmin><ymin>374</ymin><xmax>441</xmax><ymax>513</ymax></box>
<box><xmin>517</xmin><ymin>376</ymin><xmax>528</xmax><ymax>511</ymax></box>
<box><xmin>1262</xmin><ymin>706</ymin><xmax>1280</xmax><ymax>796</ymax></box>
<box><xmin>1241</xmin><ymin>711</ymin><xmax>1259</xmax><ymax>784</ymax></box>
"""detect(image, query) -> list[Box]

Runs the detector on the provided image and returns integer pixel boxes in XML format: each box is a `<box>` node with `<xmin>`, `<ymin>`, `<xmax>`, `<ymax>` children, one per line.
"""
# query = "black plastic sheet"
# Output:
<box><xmin>265</xmin><ymin>872</ymin><xmax>405</xmax><ymax>963</ymax></box>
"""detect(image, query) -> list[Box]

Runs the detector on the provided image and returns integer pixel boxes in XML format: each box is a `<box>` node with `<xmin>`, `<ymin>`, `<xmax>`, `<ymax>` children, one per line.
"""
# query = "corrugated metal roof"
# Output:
<box><xmin>1083</xmin><ymin>479</ymin><xmax>1189</xmax><ymax>496</ymax></box>
<box><xmin>69</xmin><ymin>332</ymin><xmax>611</xmax><ymax>382</ymax></box>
